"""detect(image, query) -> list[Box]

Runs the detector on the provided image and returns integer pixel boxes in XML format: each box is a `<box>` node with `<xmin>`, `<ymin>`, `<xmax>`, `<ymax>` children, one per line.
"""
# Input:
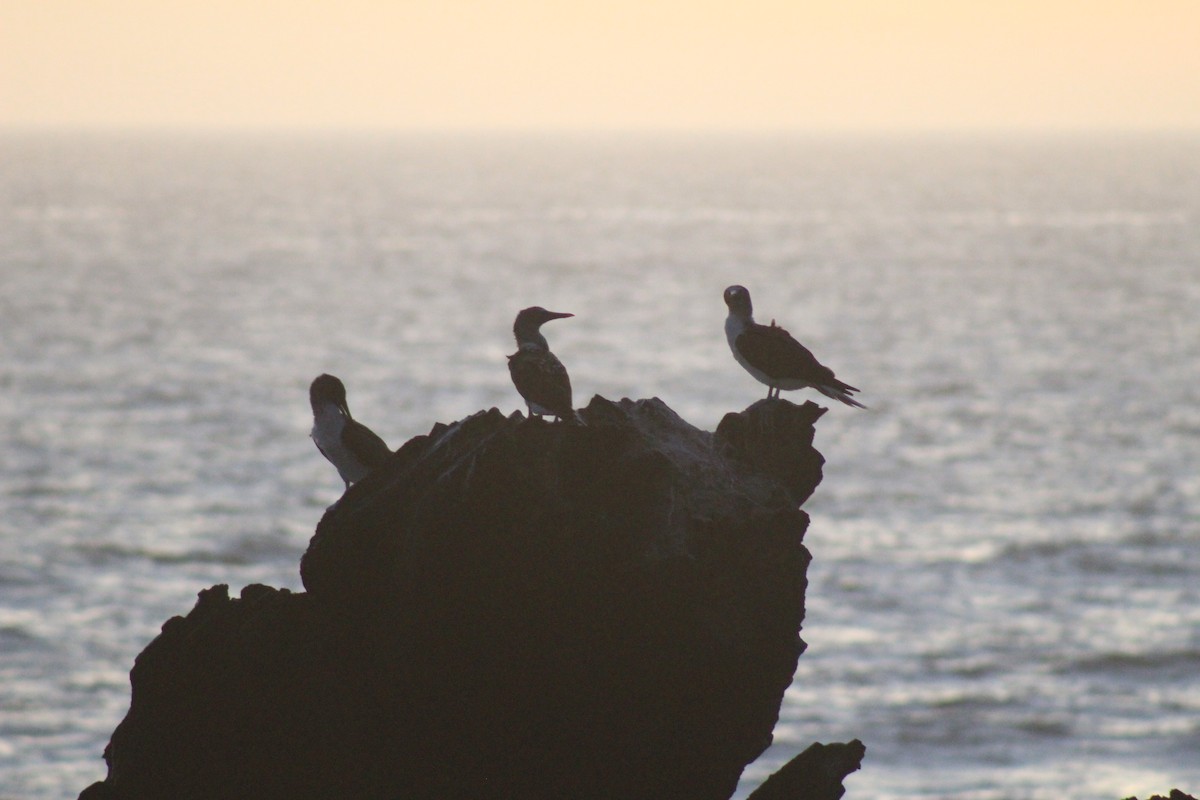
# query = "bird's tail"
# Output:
<box><xmin>817</xmin><ymin>381</ymin><xmax>867</xmax><ymax>409</ymax></box>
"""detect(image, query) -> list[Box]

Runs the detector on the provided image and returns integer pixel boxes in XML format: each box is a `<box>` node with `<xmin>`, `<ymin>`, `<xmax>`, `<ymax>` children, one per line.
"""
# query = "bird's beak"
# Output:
<box><xmin>546</xmin><ymin>311</ymin><xmax>574</xmax><ymax>321</ymax></box>
<box><xmin>339</xmin><ymin>401</ymin><xmax>353</xmax><ymax>419</ymax></box>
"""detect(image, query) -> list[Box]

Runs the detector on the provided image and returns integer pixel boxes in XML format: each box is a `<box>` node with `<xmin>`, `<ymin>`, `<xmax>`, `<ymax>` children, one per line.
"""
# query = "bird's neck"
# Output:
<box><xmin>514</xmin><ymin>324</ymin><xmax>549</xmax><ymax>350</ymax></box>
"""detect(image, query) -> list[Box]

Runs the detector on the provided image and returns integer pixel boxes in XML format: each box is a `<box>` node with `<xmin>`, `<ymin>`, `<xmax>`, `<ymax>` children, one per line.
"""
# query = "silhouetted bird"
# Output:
<box><xmin>507</xmin><ymin>306</ymin><xmax>576</xmax><ymax>422</ymax></box>
<box><xmin>723</xmin><ymin>285</ymin><xmax>865</xmax><ymax>407</ymax></box>
<box><xmin>309</xmin><ymin>373</ymin><xmax>391</xmax><ymax>489</ymax></box>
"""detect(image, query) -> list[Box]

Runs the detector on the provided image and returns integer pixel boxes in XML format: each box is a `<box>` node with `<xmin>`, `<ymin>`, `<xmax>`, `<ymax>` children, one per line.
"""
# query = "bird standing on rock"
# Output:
<box><xmin>309</xmin><ymin>373</ymin><xmax>392</xmax><ymax>490</ymax></box>
<box><xmin>508</xmin><ymin>306</ymin><xmax>577</xmax><ymax>422</ymax></box>
<box><xmin>723</xmin><ymin>285</ymin><xmax>865</xmax><ymax>408</ymax></box>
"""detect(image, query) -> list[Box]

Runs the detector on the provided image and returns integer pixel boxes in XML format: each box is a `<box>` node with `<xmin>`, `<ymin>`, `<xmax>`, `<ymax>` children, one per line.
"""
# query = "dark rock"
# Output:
<box><xmin>98</xmin><ymin>584</ymin><xmax>393</xmax><ymax>800</ymax></box>
<box><xmin>1122</xmin><ymin>792</ymin><xmax>1199</xmax><ymax>800</ymax></box>
<box><xmin>715</xmin><ymin>398</ymin><xmax>826</xmax><ymax>506</ymax></box>
<box><xmin>77</xmin><ymin>782</ymin><xmax>115</xmax><ymax>800</ymax></box>
<box><xmin>746</xmin><ymin>739</ymin><xmax>866</xmax><ymax>800</ymax></box>
<box><xmin>85</xmin><ymin>396</ymin><xmax>825</xmax><ymax>800</ymax></box>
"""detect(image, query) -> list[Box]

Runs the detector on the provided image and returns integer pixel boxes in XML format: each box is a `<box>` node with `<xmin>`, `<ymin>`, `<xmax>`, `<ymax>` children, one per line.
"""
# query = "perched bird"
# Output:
<box><xmin>507</xmin><ymin>306</ymin><xmax>576</xmax><ymax>422</ymax></box>
<box><xmin>723</xmin><ymin>285</ymin><xmax>865</xmax><ymax>408</ymax></box>
<box><xmin>309</xmin><ymin>373</ymin><xmax>391</xmax><ymax>489</ymax></box>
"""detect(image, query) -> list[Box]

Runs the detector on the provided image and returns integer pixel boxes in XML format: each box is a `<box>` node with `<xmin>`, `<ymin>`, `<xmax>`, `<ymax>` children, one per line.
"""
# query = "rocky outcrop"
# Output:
<box><xmin>746</xmin><ymin>739</ymin><xmax>866</xmax><ymax>800</ymax></box>
<box><xmin>81</xmin><ymin>396</ymin><xmax>846</xmax><ymax>800</ymax></box>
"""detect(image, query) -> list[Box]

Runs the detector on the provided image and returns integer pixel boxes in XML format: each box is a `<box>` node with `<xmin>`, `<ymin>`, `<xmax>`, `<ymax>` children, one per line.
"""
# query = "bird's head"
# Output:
<box><xmin>723</xmin><ymin>285</ymin><xmax>754</xmax><ymax>319</ymax></box>
<box><xmin>310</xmin><ymin>373</ymin><xmax>351</xmax><ymax>417</ymax></box>
<box><xmin>514</xmin><ymin>306</ymin><xmax>574</xmax><ymax>347</ymax></box>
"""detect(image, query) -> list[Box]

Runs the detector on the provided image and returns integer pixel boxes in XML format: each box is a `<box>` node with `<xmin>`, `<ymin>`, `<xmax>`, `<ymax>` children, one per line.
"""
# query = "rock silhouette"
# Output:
<box><xmin>81</xmin><ymin>396</ymin><xmax>854</xmax><ymax>800</ymax></box>
<box><xmin>745</xmin><ymin>739</ymin><xmax>866</xmax><ymax>800</ymax></box>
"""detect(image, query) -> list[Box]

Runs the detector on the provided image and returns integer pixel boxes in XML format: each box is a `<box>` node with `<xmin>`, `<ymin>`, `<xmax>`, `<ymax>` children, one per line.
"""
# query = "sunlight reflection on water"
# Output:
<box><xmin>1</xmin><ymin>132</ymin><xmax>1198</xmax><ymax>799</ymax></box>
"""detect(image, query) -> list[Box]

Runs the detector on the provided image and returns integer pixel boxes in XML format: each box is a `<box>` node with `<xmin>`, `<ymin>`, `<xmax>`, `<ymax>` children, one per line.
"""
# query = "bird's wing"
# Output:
<box><xmin>509</xmin><ymin>348</ymin><xmax>574</xmax><ymax>416</ymax></box>
<box><xmin>736</xmin><ymin>323</ymin><xmax>837</xmax><ymax>384</ymax></box>
<box><xmin>344</xmin><ymin>421</ymin><xmax>392</xmax><ymax>469</ymax></box>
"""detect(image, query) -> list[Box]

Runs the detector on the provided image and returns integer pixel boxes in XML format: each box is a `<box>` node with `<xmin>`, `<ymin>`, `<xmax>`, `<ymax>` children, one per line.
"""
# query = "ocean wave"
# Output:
<box><xmin>992</xmin><ymin>535</ymin><xmax>1197</xmax><ymax>578</ymax></box>
<box><xmin>1058</xmin><ymin>648</ymin><xmax>1200</xmax><ymax>678</ymax></box>
<box><xmin>71</xmin><ymin>534</ymin><xmax>300</xmax><ymax>568</ymax></box>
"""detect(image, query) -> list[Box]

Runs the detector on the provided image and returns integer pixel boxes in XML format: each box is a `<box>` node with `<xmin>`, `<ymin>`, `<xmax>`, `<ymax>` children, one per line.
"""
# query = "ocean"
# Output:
<box><xmin>1</xmin><ymin>131</ymin><xmax>1197</xmax><ymax>799</ymax></box>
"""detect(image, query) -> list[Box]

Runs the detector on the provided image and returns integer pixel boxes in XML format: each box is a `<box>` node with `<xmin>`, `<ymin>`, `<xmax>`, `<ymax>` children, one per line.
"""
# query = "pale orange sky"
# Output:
<box><xmin>2</xmin><ymin>0</ymin><xmax>1198</xmax><ymax>131</ymax></box>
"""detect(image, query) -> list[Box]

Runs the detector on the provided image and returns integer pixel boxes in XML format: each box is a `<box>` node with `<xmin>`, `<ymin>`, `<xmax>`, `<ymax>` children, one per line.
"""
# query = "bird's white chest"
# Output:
<box><xmin>724</xmin><ymin>314</ymin><xmax>746</xmax><ymax>355</ymax></box>
<box><xmin>725</xmin><ymin>314</ymin><xmax>773</xmax><ymax>387</ymax></box>
<box><xmin>312</xmin><ymin>406</ymin><xmax>362</xmax><ymax>482</ymax></box>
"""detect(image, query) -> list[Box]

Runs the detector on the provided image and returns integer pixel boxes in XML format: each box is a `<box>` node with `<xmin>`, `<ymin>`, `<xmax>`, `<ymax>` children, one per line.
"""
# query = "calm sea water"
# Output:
<box><xmin>1</xmin><ymin>131</ymin><xmax>1197</xmax><ymax>799</ymax></box>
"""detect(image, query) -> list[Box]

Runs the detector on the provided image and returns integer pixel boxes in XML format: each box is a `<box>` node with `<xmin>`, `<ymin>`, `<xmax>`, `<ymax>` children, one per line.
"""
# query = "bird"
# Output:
<box><xmin>507</xmin><ymin>306</ymin><xmax>577</xmax><ymax>422</ymax></box>
<box><xmin>309</xmin><ymin>373</ymin><xmax>392</xmax><ymax>490</ymax></box>
<box><xmin>723</xmin><ymin>285</ymin><xmax>865</xmax><ymax>408</ymax></box>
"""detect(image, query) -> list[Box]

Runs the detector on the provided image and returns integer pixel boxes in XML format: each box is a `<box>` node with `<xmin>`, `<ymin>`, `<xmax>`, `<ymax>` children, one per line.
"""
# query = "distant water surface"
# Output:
<box><xmin>1</xmin><ymin>131</ymin><xmax>1198</xmax><ymax>799</ymax></box>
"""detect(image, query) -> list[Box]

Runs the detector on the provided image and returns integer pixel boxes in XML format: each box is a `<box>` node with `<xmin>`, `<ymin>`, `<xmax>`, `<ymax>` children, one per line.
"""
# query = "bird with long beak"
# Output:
<box><xmin>309</xmin><ymin>373</ymin><xmax>392</xmax><ymax>490</ymax></box>
<box><xmin>723</xmin><ymin>285</ymin><xmax>865</xmax><ymax>408</ymax></box>
<box><xmin>507</xmin><ymin>306</ymin><xmax>577</xmax><ymax>422</ymax></box>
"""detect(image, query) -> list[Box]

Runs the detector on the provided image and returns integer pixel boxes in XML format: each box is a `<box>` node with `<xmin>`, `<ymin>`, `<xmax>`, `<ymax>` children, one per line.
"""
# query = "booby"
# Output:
<box><xmin>309</xmin><ymin>373</ymin><xmax>392</xmax><ymax>489</ymax></box>
<box><xmin>507</xmin><ymin>306</ymin><xmax>576</xmax><ymax>422</ymax></box>
<box><xmin>723</xmin><ymin>285</ymin><xmax>865</xmax><ymax>408</ymax></box>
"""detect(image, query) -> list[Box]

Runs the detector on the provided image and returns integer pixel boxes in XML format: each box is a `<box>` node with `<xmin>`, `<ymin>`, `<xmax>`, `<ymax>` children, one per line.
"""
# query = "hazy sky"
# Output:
<box><xmin>3</xmin><ymin>0</ymin><xmax>1198</xmax><ymax>131</ymax></box>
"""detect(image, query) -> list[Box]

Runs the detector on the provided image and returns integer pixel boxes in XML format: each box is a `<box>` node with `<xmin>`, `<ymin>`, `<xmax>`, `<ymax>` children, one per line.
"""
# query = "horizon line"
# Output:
<box><xmin>3</xmin><ymin>122</ymin><xmax>1200</xmax><ymax>139</ymax></box>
